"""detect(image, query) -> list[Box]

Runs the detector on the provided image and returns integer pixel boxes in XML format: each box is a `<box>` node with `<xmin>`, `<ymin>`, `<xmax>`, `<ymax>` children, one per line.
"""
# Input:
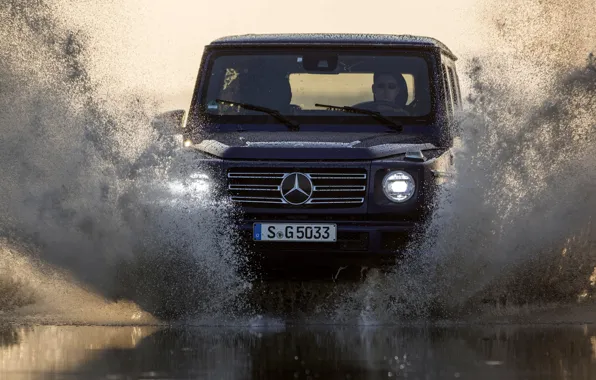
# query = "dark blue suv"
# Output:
<box><xmin>161</xmin><ymin>33</ymin><xmax>462</xmax><ymax>275</ymax></box>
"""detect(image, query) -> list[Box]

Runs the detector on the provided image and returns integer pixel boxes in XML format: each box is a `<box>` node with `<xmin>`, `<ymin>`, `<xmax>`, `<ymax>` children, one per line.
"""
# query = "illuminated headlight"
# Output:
<box><xmin>382</xmin><ymin>171</ymin><xmax>415</xmax><ymax>202</ymax></box>
<box><xmin>169</xmin><ymin>172</ymin><xmax>211</xmax><ymax>194</ymax></box>
<box><xmin>188</xmin><ymin>172</ymin><xmax>210</xmax><ymax>192</ymax></box>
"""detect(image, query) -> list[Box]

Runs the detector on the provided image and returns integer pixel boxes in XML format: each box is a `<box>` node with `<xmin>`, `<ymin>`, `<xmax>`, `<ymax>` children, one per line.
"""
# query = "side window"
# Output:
<box><xmin>442</xmin><ymin>63</ymin><xmax>453</xmax><ymax>116</ymax></box>
<box><xmin>447</xmin><ymin>66</ymin><xmax>460</xmax><ymax>110</ymax></box>
<box><xmin>454</xmin><ymin>68</ymin><xmax>463</xmax><ymax>105</ymax></box>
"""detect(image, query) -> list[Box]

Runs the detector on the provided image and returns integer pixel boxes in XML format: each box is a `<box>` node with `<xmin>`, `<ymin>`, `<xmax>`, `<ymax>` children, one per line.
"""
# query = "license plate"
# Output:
<box><xmin>253</xmin><ymin>223</ymin><xmax>337</xmax><ymax>242</ymax></box>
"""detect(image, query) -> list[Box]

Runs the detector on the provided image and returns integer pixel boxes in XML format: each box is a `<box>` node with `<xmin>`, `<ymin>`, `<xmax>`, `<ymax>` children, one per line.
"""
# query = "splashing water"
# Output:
<box><xmin>0</xmin><ymin>0</ymin><xmax>249</xmax><ymax>322</ymax></box>
<box><xmin>336</xmin><ymin>0</ymin><xmax>596</xmax><ymax>323</ymax></box>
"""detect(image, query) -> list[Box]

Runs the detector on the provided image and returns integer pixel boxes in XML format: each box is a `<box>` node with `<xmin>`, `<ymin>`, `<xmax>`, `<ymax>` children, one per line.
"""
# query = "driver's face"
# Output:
<box><xmin>373</xmin><ymin>74</ymin><xmax>399</xmax><ymax>102</ymax></box>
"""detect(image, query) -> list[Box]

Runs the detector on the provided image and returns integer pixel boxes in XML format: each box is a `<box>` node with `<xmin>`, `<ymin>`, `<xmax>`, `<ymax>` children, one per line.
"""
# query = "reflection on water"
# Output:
<box><xmin>0</xmin><ymin>326</ymin><xmax>19</xmax><ymax>348</ymax></box>
<box><xmin>1</xmin><ymin>325</ymin><xmax>596</xmax><ymax>379</ymax></box>
<box><xmin>0</xmin><ymin>325</ymin><xmax>157</xmax><ymax>378</ymax></box>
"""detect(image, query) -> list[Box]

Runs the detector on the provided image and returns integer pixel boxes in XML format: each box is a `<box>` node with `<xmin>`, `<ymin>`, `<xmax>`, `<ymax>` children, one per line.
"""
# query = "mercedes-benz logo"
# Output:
<box><xmin>280</xmin><ymin>172</ymin><xmax>313</xmax><ymax>205</ymax></box>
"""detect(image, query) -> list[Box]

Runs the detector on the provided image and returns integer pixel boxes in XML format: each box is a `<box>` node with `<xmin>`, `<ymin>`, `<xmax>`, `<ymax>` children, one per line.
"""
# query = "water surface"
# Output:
<box><xmin>1</xmin><ymin>324</ymin><xmax>595</xmax><ymax>379</ymax></box>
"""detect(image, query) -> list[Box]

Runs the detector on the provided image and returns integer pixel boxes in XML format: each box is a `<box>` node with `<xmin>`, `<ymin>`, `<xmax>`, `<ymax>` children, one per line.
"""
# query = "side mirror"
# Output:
<box><xmin>151</xmin><ymin>109</ymin><xmax>186</xmax><ymax>135</ymax></box>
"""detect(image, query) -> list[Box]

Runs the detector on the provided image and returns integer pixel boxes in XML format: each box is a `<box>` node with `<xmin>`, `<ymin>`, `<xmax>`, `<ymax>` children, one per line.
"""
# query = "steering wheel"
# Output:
<box><xmin>353</xmin><ymin>101</ymin><xmax>410</xmax><ymax>116</ymax></box>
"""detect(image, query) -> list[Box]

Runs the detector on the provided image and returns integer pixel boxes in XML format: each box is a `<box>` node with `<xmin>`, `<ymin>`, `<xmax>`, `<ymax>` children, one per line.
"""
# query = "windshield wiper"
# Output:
<box><xmin>215</xmin><ymin>99</ymin><xmax>299</xmax><ymax>131</ymax></box>
<box><xmin>314</xmin><ymin>103</ymin><xmax>403</xmax><ymax>132</ymax></box>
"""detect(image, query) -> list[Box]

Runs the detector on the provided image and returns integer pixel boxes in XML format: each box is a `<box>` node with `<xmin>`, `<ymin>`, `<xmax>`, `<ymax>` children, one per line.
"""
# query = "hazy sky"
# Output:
<box><xmin>56</xmin><ymin>0</ymin><xmax>484</xmax><ymax>109</ymax></box>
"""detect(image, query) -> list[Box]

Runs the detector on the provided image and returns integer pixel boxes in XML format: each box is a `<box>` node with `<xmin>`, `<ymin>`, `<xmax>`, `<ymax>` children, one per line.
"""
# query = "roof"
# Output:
<box><xmin>208</xmin><ymin>33</ymin><xmax>456</xmax><ymax>58</ymax></box>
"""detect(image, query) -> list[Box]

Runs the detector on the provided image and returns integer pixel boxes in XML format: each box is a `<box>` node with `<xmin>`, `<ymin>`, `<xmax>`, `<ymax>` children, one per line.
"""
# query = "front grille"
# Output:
<box><xmin>227</xmin><ymin>167</ymin><xmax>367</xmax><ymax>208</ymax></box>
<box><xmin>242</xmin><ymin>214</ymin><xmax>366</xmax><ymax>222</ymax></box>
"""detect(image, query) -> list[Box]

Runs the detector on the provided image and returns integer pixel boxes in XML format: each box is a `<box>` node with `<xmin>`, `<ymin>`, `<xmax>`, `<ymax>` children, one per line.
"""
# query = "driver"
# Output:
<box><xmin>372</xmin><ymin>72</ymin><xmax>409</xmax><ymax>114</ymax></box>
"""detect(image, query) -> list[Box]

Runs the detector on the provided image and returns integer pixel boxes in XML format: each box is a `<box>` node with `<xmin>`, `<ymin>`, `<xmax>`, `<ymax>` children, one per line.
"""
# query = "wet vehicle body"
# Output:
<box><xmin>161</xmin><ymin>34</ymin><xmax>462</xmax><ymax>278</ymax></box>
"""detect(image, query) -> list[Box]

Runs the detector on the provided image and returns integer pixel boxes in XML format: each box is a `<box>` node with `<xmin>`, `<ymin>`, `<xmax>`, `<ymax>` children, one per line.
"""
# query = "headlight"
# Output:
<box><xmin>188</xmin><ymin>172</ymin><xmax>210</xmax><ymax>192</ymax></box>
<box><xmin>169</xmin><ymin>172</ymin><xmax>211</xmax><ymax>194</ymax></box>
<box><xmin>382</xmin><ymin>171</ymin><xmax>415</xmax><ymax>202</ymax></box>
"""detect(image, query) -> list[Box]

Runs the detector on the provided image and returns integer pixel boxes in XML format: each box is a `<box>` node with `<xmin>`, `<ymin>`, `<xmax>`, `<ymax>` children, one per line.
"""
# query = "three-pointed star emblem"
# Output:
<box><xmin>280</xmin><ymin>173</ymin><xmax>313</xmax><ymax>205</ymax></box>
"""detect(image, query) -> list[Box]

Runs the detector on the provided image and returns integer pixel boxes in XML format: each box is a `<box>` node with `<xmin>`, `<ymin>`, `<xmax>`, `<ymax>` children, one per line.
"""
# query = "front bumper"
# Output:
<box><xmin>238</xmin><ymin>219</ymin><xmax>419</xmax><ymax>263</ymax></box>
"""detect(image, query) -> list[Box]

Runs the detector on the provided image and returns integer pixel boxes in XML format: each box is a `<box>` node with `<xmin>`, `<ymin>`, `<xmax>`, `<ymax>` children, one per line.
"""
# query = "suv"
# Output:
<box><xmin>158</xmin><ymin>33</ymin><xmax>462</xmax><ymax>277</ymax></box>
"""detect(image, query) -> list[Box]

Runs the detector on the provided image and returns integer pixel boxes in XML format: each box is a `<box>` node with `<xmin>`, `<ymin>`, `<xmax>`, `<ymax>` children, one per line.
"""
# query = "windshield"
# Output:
<box><xmin>199</xmin><ymin>50</ymin><xmax>433</xmax><ymax>123</ymax></box>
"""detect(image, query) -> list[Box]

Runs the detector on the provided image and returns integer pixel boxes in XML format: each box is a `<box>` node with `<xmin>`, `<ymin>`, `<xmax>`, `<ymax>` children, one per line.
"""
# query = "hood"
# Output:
<box><xmin>192</xmin><ymin>131</ymin><xmax>437</xmax><ymax>160</ymax></box>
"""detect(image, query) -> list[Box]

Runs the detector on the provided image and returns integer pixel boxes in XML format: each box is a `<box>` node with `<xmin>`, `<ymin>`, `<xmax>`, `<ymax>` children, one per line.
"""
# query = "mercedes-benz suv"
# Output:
<box><xmin>159</xmin><ymin>33</ymin><xmax>462</xmax><ymax>276</ymax></box>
